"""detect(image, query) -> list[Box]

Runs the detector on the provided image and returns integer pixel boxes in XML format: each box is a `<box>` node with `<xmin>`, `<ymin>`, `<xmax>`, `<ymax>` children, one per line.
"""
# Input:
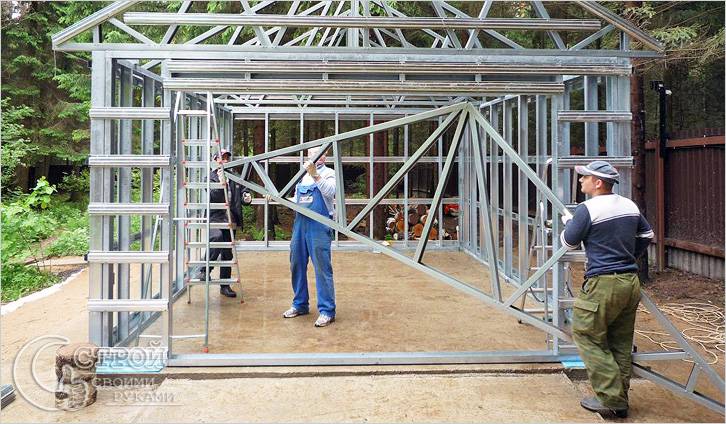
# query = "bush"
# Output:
<box><xmin>45</xmin><ymin>227</ymin><xmax>88</xmax><ymax>257</ymax></box>
<box><xmin>58</xmin><ymin>169</ymin><xmax>90</xmax><ymax>199</ymax></box>
<box><xmin>1</xmin><ymin>263</ymin><xmax>60</xmax><ymax>303</ymax></box>
<box><xmin>0</xmin><ymin>179</ymin><xmax>89</xmax><ymax>301</ymax></box>
<box><xmin>24</xmin><ymin>177</ymin><xmax>55</xmax><ymax>209</ymax></box>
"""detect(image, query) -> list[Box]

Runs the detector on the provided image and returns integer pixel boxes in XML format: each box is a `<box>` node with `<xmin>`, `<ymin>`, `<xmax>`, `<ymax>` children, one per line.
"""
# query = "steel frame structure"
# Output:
<box><xmin>53</xmin><ymin>1</ymin><xmax>723</xmax><ymax>413</ymax></box>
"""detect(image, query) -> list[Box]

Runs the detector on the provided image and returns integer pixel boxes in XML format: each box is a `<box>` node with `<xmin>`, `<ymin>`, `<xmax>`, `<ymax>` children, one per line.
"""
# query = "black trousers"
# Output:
<box><xmin>200</xmin><ymin>228</ymin><xmax>233</xmax><ymax>279</ymax></box>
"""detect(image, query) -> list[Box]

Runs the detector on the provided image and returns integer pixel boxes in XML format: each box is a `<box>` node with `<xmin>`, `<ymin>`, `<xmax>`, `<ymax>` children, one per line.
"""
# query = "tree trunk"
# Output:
<box><xmin>372</xmin><ymin>126</ymin><xmax>388</xmax><ymax>239</ymax></box>
<box><xmin>37</xmin><ymin>156</ymin><xmax>51</xmax><ymax>181</ymax></box>
<box><xmin>13</xmin><ymin>165</ymin><xmax>30</xmax><ymax>192</ymax></box>
<box><xmin>253</xmin><ymin>121</ymin><xmax>268</xmax><ymax>237</ymax></box>
<box><xmin>241</xmin><ymin>120</ymin><xmax>249</xmax><ymax>157</ymax></box>
<box><xmin>362</xmin><ymin>124</ymin><xmax>388</xmax><ymax>239</ymax></box>
<box><xmin>268</xmin><ymin>125</ymin><xmax>278</xmax><ymax>240</ymax></box>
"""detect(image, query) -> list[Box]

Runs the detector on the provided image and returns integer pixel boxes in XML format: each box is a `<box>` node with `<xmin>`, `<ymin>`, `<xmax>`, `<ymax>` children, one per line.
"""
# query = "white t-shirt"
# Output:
<box><xmin>295</xmin><ymin>165</ymin><xmax>336</xmax><ymax>216</ymax></box>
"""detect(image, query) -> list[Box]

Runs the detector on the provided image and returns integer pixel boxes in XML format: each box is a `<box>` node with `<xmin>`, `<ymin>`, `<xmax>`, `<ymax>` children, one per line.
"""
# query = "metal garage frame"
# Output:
<box><xmin>53</xmin><ymin>1</ymin><xmax>723</xmax><ymax>413</ymax></box>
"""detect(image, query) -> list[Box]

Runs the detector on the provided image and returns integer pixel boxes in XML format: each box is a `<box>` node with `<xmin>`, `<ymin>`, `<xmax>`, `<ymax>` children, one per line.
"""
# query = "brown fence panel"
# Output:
<box><xmin>644</xmin><ymin>131</ymin><xmax>724</xmax><ymax>279</ymax></box>
<box><xmin>664</xmin><ymin>144</ymin><xmax>724</xmax><ymax>247</ymax></box>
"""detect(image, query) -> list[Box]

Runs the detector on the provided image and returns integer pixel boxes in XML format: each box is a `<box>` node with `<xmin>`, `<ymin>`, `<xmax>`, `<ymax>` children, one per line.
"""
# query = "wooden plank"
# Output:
<box><xmin>645</xmin><ymin>136</ymin><xmax>724</xmax><ymax>150</ymax></box>
<box><xmin>664</xmin><ymin>238</ymin><xmax>725</xmax><ymax>258</ymax></box>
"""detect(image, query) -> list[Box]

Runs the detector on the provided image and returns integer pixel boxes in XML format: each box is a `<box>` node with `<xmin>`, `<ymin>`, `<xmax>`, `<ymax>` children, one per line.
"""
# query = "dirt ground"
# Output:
<box><xmin>641</xmin><ymin>268</ymin><xmax>725</xmax><ymax>305</ymax></box>
<box><xmin>0</xmin><ymin>254</ymin><xmax>723</xmax><ymax>423</ymax></box>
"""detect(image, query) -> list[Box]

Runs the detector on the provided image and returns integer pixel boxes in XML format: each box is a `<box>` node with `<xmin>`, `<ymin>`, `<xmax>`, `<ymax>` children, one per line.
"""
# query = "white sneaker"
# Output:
<box><xmin>282</xmin><ymin>307</ymin><xmax>308</xmax><ymax>318</ymax></box>
<box><xmin>314</xmin><ymin>314</ymin><xmax>335</xmax><ymax>327</ymax></box>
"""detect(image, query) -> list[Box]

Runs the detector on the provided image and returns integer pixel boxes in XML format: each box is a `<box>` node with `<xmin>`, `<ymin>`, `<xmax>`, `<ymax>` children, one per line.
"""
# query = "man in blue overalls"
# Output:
<box><xmin>282</xmin><ymin>147</ymin><xmax>337</xmax><ymax>327</ymax></box>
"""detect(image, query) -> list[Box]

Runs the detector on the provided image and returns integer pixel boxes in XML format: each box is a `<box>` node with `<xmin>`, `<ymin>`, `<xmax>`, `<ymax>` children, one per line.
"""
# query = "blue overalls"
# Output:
<box><xmin>289</xmin><ymin>181</ymin><xmax>335</xmax><ymax>317</ymax></box>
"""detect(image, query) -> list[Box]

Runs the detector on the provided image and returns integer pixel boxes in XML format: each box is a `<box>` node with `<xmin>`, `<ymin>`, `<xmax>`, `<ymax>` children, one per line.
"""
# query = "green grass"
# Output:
<box><xmin>1</xmin><ymin>181</ymin><xmax>88</xmax><ymax>302</ymax></box>
<box><xmin>1</xmin><ymin>264</ymin><xmax>60</xmax><ymax>303</ymax></box>
<box><xmin>0</xmin><ymin>171</ymin><xmax>165</xmax><ymax>303</ymax></box>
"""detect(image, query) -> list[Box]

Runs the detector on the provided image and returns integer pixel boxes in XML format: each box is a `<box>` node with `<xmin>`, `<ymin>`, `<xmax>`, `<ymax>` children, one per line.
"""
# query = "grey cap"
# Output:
<box><xmin>213</xmin><ymin>148</ymin><xmax>231</xmax><ymax>160</ymax></box>
<box><xmin>575</xmin><ymin>160</ymin><xmax>619</xmax><ymax>184</ymax></box>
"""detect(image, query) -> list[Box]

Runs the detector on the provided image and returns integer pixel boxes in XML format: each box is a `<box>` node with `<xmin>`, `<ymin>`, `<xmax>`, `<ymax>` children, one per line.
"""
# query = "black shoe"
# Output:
<box><xmin>220</xmin><ymin>285</ymin><xmax>237</xmax><ymax>298</ymax></box>
<box><xmin>580</xmin><ymin>397</ymin><xmax>628</xmax><ymax>418</ymax></box>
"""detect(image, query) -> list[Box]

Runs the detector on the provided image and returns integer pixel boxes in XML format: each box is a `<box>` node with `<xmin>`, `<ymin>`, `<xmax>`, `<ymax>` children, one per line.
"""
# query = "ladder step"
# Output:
<box><xmin>87</xmin><ymin>299</ymin><xmax>168</xmax><ymax>312</ymax></box>
<box><xmin>186</xmin><ymin>242</ymin><xmax>235</xmax><ymax>248</ymax></box>
<box><xmin>557</xmin><ymin>156</ymin><xmax>633</xmax><ymax>168</ymax></box>
<box><xmin>177</xmin><ymin>110</ymin><xmax>209</xmax><ymax>116</ymax></box>
<box><xmin>558</xmin><ymin>344</ymin><xmax>578</xmax><ymax>350</ymax></box>
<box><xmin>170</xmin><ymin>334</ymin><xmax>205</xmax><ymax>340</ymax></box>
<box><xmin>556</xmin><ymin>111</ymin><xmax>631</xmax><ymax>122</ymax></box>
<box><xmin>185</xmin><ymin>222</ymin><xmax>232</xmax><ymax>229</ymax></box>
<box><xmin>186</xmin><ymin>234</ymin><xmax>233</xmax><ymax>242</ymax></box>
<box><xmin>88</xmin><ymin>203</ymin><xmax>170</xmax><ymax>215</ymax></box>
<box><xmin>187</xmin><ymin>260</ymin><xmax>237</xmax><ymax>266</ymax></box>
<box><xmin>185</xmin><ymin>278</ymin><xmax>239</xmax><ymax>285</ymax></box>
<box><xmin>88</xmin><ymin>155</ymin><xmax>171</xmax><ymax>167</ymax></box>
<box><xmin>182</xmin><ymin>161</ymin><xmax>216</xmax><ymax>168</ymax></box>
<box><xmin>185</xmin><ymin>182</ymin><xmax>225</xmax><ymax>190</ymax></box>
<box><xmin>533</xmin><ymin>245</ymin><xmax>554</xmax><ymax>250</ymax></box>
<box><xmin>182</xmin><ymin>140</ymin><xmax>218</xmax><ymax>147</ymax></box>
<box><xmin>87</xmin><ymin>251</ymin><xmax>169</xmax><ymax>263</ymax></box>
<box><xmin>183</xmin><ymin>138</ymin><xmax>219</xmax><ymax>143</ymax></box>
<box><xmin>559</xmin><ymin>298</ymin><xmax>576</xmax><ymax>307</ymax></box>
<box><xmin>529</xmin><ymin>287</ymin><xmax>553</xmax><ymax>293</ymax></box>
<box><xmin>89</xmin><ymin>107</ymin><xmax>170</xmax><ymax>120</ymax></box>
<box><xmin>184</xmin><ymin>202</ymin><xmax>228</xmax><ymax>210</ymax></box>
<box><xmin>560</xmin><ymin>251</ymin><xmax>587</xmax><ymax>263</ymax></box>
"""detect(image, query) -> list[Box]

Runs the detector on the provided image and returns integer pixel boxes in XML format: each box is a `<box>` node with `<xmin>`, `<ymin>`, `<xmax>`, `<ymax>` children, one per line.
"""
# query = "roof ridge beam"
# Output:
<box><xmin>122</xmin><ymin>13</ymin><xmax>603</xmax><ymax>31</ymax></box>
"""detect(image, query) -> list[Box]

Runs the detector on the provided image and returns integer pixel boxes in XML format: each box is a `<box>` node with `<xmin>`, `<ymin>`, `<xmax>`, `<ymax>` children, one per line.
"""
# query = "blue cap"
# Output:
<box><xmin>575</xmin><ymin>160</ymin><xmax>619</xmax><ymax>184</ymax></box>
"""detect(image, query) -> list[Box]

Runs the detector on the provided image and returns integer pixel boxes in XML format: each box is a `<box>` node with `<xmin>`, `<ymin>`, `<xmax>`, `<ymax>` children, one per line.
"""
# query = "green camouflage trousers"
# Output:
<box><xmin>572</xmin><ymin>272</ymin><xmax>641</xmax><ymax>409</ymax></box>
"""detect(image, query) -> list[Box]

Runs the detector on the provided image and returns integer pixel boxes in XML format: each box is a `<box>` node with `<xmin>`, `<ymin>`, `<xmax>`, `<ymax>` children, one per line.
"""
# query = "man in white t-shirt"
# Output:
<box><xmin>281</xmin><ymin>147</ymin><xmax>337</xmax><ymax>327</ymax></box>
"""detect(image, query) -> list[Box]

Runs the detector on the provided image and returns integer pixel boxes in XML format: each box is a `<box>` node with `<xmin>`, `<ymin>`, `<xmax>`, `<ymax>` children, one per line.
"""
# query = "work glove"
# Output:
<box><xmin>264</xmin><ymin>194</ymin><xmax>272</xmax><ymax>202</ymax></box>
<box><xmin>561</xmin><ymin>211</ymin><xmax>573</xmax><ymax>226</ymax></box>
<box><xmin>304</xmin><ymin>160</ymin><xmax>318</xmax><ymax>178</ymax></box>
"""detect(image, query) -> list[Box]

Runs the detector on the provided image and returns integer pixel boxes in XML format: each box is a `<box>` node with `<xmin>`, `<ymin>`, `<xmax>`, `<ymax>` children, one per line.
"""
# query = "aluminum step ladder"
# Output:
<box><xmin>521</xmin><ymin>154</ymin><xmax>634</xmax><ymax>319</ymax></box>
<box><xmin>175</xmin><ymin>92</ymin><xmax>241</xmax><ymax>352</ymax></box>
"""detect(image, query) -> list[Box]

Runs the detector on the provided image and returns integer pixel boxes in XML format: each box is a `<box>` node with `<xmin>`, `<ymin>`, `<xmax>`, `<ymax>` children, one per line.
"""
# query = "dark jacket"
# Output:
<box><xmin>209</xmin><ymin>168</ymin><xmax>251</xmax><ymax>224</ymax></box>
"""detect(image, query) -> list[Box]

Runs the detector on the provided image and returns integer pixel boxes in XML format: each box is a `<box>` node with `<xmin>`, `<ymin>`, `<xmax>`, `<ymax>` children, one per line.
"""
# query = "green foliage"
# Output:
<box><xmin>242</xmin><ymin>205</ymin><xmax>255</xmax><ymax>226</ymax></box>
<box><xmin>626</xmin><ymin>1</ymin><xmax>725</xmax><ymax>134</ymax></box>
<box><xmin>1</xmin><ymin>1</ymin><xmax>98</xmax><ymax>193</ymax></box>
<box><xmin>651</xmin><ymin>26</ymin><xmax>698</xmax><ymax>49</ymax></box>
<box><xmin>1</xmin><ymin>182</ymin><xmax>87</xmax><ymax>264</ymax></box>
<box><xmin>1</xmin><ymin>264</ymin><xmax>60</xmax><ymax>303</ymax></box>
<box><xmin>0</xmin><ymin>98</ymin><xmax>37</xmax><ymax>189</ymax></box>
<box><xmin>1</xmin><ymin>204</ymin><xmax>56</xmax><ymax>265</ymax></box>
<box><xmin>58</xmin><ymin>169</ymin><xmax>90</xmax><ymax>195</ymax></box>
<box><xmin>45</xmin><ymin>227</ymin><xmax>88</xmax><ymax>257</ymax></box>
<box><xmin>24</xmin><ymin>177</ymin><xmax>56</xmax><ymax>210</ymax></box>
<box><xmin>351</xmin><ymin>172</ymin><xmax>367</xmax><ymax>196</ymax></box>
<box><xmin>274</xmin><ymin>225</ymin><xmax>290</xmax><ymax>240</ymax></box>
<box><xmin>0</xmin><ymin>179</ymin><xmax>88</xmax><ymax>302</ymax></box>
<box><xmin>240</xmin><ymin>205</ymin><xmax>263</xmax><ymax>240</ymax></box>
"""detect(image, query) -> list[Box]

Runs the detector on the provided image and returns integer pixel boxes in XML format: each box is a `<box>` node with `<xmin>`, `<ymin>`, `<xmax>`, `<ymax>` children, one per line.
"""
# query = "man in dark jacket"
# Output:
<box><xmin>195</xmin><ymin>149</ymin><xmax>251</xmax><ymax>298</ymax></box>
<box><xmin>561</xmin><ymin>160</ymin><xmax>653</xmax><ymax>419</ymax></box>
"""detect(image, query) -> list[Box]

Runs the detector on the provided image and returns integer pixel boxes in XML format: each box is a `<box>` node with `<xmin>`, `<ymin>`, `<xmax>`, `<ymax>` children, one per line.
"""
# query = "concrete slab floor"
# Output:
<box><xmin>1</xmin><ymin>259</ymin><xmax>723</xmax><ymax>422</ymax></box>
<box><xmin>144</xmin><ymin>251</ymin><xmax>549</xmax><ymax>354</ymax></box>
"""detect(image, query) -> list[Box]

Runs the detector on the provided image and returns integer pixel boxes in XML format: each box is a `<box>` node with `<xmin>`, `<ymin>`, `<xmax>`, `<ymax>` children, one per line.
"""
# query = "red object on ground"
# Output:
<box><xmin>443</xmin><ymin>204</ymin><xmax>459</xmax><ymax>216</ymax></box>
